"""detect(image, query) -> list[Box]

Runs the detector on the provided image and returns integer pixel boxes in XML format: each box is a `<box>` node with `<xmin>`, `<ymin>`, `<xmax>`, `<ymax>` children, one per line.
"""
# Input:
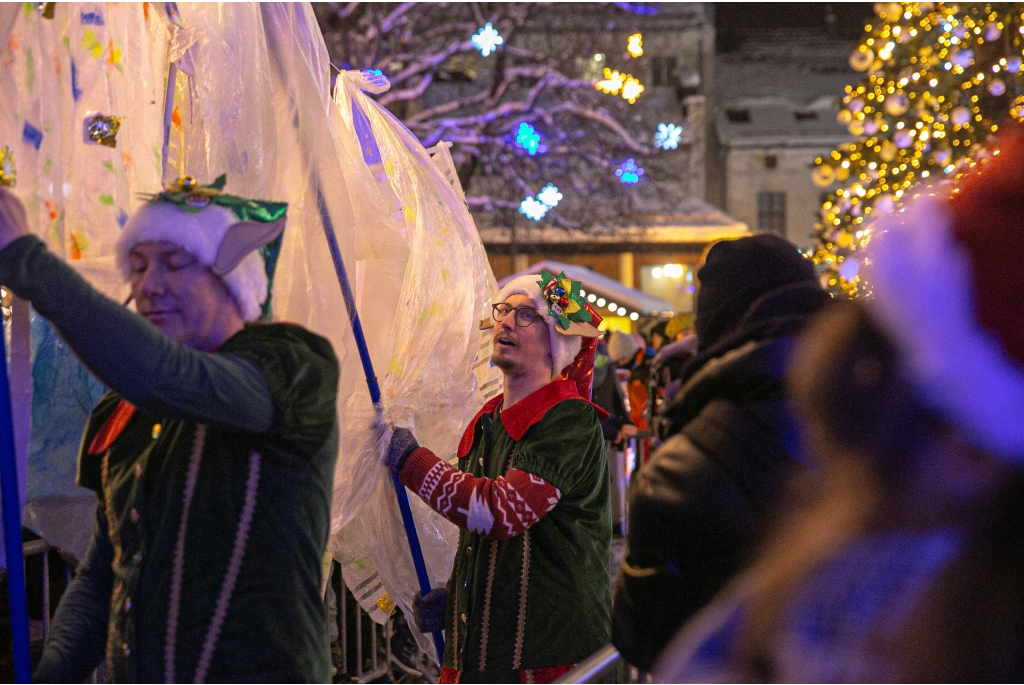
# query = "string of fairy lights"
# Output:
<box><xmin>812</xmin><ymin>2</ymin><xmax>1024</xmax><ymax>296</ymax></box>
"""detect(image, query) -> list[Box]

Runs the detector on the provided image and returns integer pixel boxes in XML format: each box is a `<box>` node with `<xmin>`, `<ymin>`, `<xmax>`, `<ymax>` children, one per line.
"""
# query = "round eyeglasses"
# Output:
<box><xmin>492</xmin><ymin>302</ymin><xmax>544</xmax><ymax>328</ymax></box>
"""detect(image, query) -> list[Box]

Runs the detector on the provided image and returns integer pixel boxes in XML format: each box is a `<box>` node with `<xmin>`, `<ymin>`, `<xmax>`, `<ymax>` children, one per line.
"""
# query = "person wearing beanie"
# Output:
<box><xmin>612</xmin><ymin>233</ymin><xmax>830</xmax><ymax>670</ymax></box>
<box><xmin>657</xmin><ymin>124</ymin><xmax>1024</xmax><ymax>684</ymax></box>
<box><xmin>384</xmin><ymin>270</ymin><xmax>611</xmax><ymax>683</ymax></box>
<box><xmin>0</xmin><ymin>176</ymin><xmax>339</xmax><ymax>683</ymax></box>
<box><xmin>607</xmin><ymin>330</ymin><xmax>641</xmax><ymax>365</ymax></box>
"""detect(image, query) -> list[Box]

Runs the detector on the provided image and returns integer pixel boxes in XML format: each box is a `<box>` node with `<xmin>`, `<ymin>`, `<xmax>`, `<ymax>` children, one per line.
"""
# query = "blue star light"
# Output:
<box><xmin>515</xmin><ymin>122</ymin><xmax>542</xmax><ymax>155</ymax></box>
<box><xmin>537</xmin><ymin>184</ymin><xmax>562</xmax><ymax>208</ymax></box>
<box><xmin>654</xmin><ymin>123</ymin><xmax>683</xmax><ymax>150</ymax></box>
<box><xmin>615</xmin><ymin>158</ymin><xmax>645</xmax><ymax>185</ymax></box>
<box><xmin>519</xmin><ymin>196</ymin><xmax>549</xmax><ymax>221</ymax></box>
<box><xmin>471</xmin><ymin>23</ymin><xmax>504</xmax><ymax>57</ymax></box>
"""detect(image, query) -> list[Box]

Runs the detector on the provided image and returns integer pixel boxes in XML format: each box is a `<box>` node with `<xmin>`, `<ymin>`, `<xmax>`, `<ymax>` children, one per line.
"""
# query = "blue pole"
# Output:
<box><xmin>315</xmin><ymin>188</ymin><xmax>446</xmax><ymax>665</ymax></box>
<box><xmin>0</xmin><ymin>326</ymin><xmax>31</xmax><ymax>682</ymax></box>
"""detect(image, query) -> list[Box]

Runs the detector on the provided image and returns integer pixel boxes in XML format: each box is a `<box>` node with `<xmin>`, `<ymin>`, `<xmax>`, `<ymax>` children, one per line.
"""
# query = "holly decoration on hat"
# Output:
<box><xmin>538</xmin><ymin>269</ymin><xmax>592</xmax><ymax>331</ymax></box>
<box><xmin>141</xmin><ymin>174</ymin><xmax>287</xmax><ymax>223</ymax></box>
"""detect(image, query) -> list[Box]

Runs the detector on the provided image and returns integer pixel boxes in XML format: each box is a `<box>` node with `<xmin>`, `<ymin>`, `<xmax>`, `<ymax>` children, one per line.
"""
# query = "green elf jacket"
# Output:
<box><xmin>0</xmin><ymin>236</ymin><xmax>339</xmax><ymax>683</ymax></box>
<box><xmin>444</xmin><ymin>381</ymin><xmax>612</xmax><ymax>682</ymax></box>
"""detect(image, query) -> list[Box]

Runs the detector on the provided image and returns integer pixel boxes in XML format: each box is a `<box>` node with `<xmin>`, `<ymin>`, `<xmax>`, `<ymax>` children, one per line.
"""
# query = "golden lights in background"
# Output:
<box><xmin>627</xmin><ymin>33</ymin><xmax>644</xmax><ymax>58</ymax></box>
<box><xmin>596</xmin><ymin>68</ymin><xmax>645</xmax><ymax>103</ymax></box>
<box><xmin>594</xmin><ymin>33</ymin><xmax>646</xmax><ymax>104</ymax></box>
<box><xmin>811</xmin><ymin>2</ymin><xmax>1024</xmax><ymax>296</ymax></box>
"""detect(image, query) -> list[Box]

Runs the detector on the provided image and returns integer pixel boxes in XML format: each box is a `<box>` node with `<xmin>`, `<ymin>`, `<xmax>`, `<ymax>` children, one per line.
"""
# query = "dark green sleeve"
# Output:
<box><xmin>0</xmin><ymin>235</ymin><xmax>275</xmax><ymax>433</ymax></box>
<box><xmin>510</xmin><ymin>400</ymin><xmax>606</xmax><ymax>496</ymax></box>
<box><xmin>220</xmin><ymin>324</ymin><xmax>339</xmax><ymax>454</ymax></box>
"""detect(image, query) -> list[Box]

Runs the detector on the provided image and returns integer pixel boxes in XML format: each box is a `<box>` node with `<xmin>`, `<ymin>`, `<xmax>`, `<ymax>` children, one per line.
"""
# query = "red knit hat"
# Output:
<box><xmin>865</xmin><ymin>123</ymin><xmax>1024</xmax><ymax>460</ymax></box>
<box><xmin>949</xmin><ymin>124</ymin><xmax>1024</xmax><ymax>365</ymax></box>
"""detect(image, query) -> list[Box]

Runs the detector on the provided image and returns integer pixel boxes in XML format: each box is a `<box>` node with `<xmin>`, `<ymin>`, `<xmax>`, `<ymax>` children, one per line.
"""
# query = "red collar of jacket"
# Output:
<box><xmin>456</xmin><ymin>379</ymin><xmax>609</xmax><ymax>458</ymax></box>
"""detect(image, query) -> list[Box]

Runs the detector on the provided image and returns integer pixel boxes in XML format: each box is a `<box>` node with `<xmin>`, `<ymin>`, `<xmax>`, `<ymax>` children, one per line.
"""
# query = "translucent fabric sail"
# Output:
<box><xmin>326</xmin><ymin>71</ymin><xmax>500</xmax><ymax>659</ymax></box>
<box><xmin>1</xmin><ymin>3</ymin><xmax>499</xmax><ymax>658</ymax></box>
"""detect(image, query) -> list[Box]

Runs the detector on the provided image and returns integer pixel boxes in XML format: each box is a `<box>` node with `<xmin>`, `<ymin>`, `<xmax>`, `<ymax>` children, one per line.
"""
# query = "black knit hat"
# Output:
<box><xmin>695</xmin><ymin>234</ymin><xmax>817</xmax><ymax>351</ymax></box>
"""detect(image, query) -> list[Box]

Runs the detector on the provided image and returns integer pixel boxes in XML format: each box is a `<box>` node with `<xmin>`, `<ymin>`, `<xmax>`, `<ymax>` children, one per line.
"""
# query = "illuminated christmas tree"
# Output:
<box><xmin>811</xmin><ymin>2</ymin><xmax>1024</xmax><ymax>296</ymax></box>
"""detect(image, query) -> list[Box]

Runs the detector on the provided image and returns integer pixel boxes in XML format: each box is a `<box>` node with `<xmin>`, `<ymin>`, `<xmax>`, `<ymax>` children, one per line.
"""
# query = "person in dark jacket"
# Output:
<box><xmin>611</xmin><ymin>234</ymin><xmax>830</xmax><ymax>670</ymax></box>
<box><xmin>593</xmin><ymin>339</ymin><xmax>635</xmax><ymax>444</ymax></box>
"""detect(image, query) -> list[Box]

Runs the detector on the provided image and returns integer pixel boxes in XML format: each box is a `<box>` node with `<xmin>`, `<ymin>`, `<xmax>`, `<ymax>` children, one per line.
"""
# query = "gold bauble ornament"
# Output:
<box><xmin>880</xmin><ymin>141</ymin><xmax>898</xmax><ymax>162</ymax></box>
<box><xmin>812</xmin><ymin>165</ymin><xmax>836</xmax><ymax>187</ymax></box>
<box><xmin>884</xmin><ymin>93</ymin><xmax>909</xmax><ymax>116</ymax></box>
<box><xmin>850</xmin><ymin>46</ymin><xmax>875</xmax><ymax>72</ymax></box>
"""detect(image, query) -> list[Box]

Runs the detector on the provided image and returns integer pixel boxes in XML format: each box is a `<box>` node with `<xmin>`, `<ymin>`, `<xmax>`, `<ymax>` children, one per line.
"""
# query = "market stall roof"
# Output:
<box><xmin>498</xmin><ymin>260</ymin><xmax>675</xmax><ymax>319</ymax></box>
<box><xmin>476</xmin><ymin>197</ymin><xmax>748</xmax><ymax>251</ymax></box>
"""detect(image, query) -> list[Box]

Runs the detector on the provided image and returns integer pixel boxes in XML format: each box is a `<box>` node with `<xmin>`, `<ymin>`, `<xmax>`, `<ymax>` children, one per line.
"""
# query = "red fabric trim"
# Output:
<box><xmin>400</xmin><ymin>448</ymin><xmax>561</xmax><ymax>540</ymax></box>
<box><xmin>87</xmin><ymin>400</ymin><xmax>136</xmax><ymax>456</ymax></box>
<box><xmin>521</xmin><ymin>664</ymin><xmax>576</xmax><ymax>684</ymax></box>
<box><xmin>439</xmin><ymin>665</ymin><xmax>575</xmax><ymax>683</ymax></box>
<box><xmin>440</xmin><ymin>667</ymin><xmax>461</xmax><ymax>684</ymax></box>
<box><xmin>500</xmin><ymin>380</ymin><xmax>608</xmax><ymax>441</ymax></box>
<box><xmin>457</xmin><ymin>395</ymin><xmax>504</xmax><ymax>458</ymax></box>
<box><xmin>456</xmin><ymin>380</ymin><xmax>608</xmax><ymax>458</ymax></box>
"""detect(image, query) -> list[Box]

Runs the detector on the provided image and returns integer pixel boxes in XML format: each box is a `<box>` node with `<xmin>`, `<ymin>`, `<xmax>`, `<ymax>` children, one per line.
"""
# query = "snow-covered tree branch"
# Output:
<box><xmin>315</xmin><ymin>2</ymin><xmax>664</xmax><ymax>230</ymax></box>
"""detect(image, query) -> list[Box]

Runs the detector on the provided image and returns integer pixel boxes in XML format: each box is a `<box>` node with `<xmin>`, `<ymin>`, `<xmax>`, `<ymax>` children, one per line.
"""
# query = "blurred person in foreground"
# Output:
<box><xmin>0</xmin><ymin>177</ymin><xmax>339</xmax><ymax>682</ymax></box>
<box><xmin>612</xmin><ymin>234</ymin><xmax>830</xmax><ymax>670</ymax></box>
<box><xmin>385</xmin><ymin>271</ymin><xmax>611</xmax><ymax>684</ymax></box>
<box><xmin>658</xmin><ymin>125</ymin><xmax>1024</xmax><ymax>683</ymax></box>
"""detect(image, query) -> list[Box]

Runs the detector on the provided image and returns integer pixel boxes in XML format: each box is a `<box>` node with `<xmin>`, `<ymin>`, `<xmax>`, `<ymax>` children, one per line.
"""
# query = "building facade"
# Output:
<box><xmin>711</xmin><ymin>30</ymin><xmax>859</xmax><ymax>250</ymax></box>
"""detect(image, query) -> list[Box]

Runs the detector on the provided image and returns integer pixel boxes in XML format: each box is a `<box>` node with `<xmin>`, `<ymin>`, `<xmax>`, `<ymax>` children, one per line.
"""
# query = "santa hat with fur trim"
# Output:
<box><xmin>864</xmin><ymin>124</ymin><xmax>1024</xmax><ymax>461</ymax></box>
<box><xmin>491</xmin><ymin>271</ymin><xmax>602</xmax><ymax>387</ymax></box>
<box><xmin>116</xmin><ymin>175</ymin><xmax>286</xmax><ymax>322</ymax></box>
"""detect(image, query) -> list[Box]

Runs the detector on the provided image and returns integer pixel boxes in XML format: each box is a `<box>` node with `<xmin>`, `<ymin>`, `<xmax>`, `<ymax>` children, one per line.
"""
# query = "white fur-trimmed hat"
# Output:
<box><xmin>492</xmin><ymin>273</ymin><xmax>602</xmax><ymax>378</ymax></box>
<box><xmin>864</xmin><ymin>126</ymin><xmax>1024</xmax><ymax>462</ymax></box>
<box><xmin>116</xmin><ymin>176</ymin><xmax>286</xmax><ymax>322</ymax></box>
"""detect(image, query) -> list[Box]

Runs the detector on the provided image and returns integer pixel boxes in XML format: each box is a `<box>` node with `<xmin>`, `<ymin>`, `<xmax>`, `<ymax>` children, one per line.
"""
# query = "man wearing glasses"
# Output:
<box><xmin>385</xmin><ymin>271</ymin><xmax>612</xmax><ymax>684</ymax></box>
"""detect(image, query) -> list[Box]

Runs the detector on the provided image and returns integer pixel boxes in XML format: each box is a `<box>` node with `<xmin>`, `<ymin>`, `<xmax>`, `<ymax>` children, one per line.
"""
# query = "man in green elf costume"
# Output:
<box><xmin>0</xmin><ymin>177</ymin><xmax>339</xmax><ymax>683</ymax></box>
<box><xmin>386</xmin><ymin>271</ymin><xmax>612</xmax><ymax>684</ymax></box>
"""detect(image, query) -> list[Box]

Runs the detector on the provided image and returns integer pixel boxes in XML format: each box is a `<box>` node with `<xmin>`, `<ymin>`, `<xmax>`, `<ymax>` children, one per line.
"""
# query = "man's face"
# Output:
<box><xmin>491</xmin><ymin>294</ymin><xmax>553</xmax><ymax>378</ymax></box>
<box><xmin>129</xmin><ymin>241</ymin><xmax>243</xmax><ymax>351</ymax></box>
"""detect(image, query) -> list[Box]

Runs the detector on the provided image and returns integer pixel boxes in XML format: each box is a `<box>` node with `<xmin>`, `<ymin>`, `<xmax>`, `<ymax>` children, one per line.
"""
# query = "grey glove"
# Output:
<box><xmin>412</xmin><ymin>588</ymin><xmax>447</xmax><ymax>634</ymax></box>
<box><xmin>386</xmin><ymin>426</ymin><xmax>420</xmax><ymax>473</ymax></box>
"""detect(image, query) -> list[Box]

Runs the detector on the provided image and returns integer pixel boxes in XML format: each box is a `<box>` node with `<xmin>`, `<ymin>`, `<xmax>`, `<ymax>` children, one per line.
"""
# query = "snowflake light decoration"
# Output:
<box><xmin>537</xmin><ymin>184</ymin><xmax>562</xmax><ymax>208</ymax></box>
<box><xmin>515</xmin><ymin>122</ymin><xmax>542</xmax><ymax>155</ymax></box>
<box><xmin>471</xmin><ymin>23</ymin><xmax>504</xmax><ymax>57</ymax></box>
<box><xmin>615</xmin><ymin>158</ymin><xmax>644</xmax><ymax>185</ymax></box>
<box><xmin>654</xmin><ymin>123</ymin><xmax>683</xmax><ymax>150</ymax></box>
<box><xmin>627</xmin><ymin>33</ymin><xmax>643</xmax><ymax>58</ymax></box>
<box><xmin>519</xmin><ymin>196</ymin><xmax>549</xmax><ymax>221</ymax></box>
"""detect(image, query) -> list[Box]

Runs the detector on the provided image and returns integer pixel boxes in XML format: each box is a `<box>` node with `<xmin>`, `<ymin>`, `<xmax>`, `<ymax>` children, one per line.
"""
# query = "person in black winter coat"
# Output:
<box><xmin>611</xmin><ymin>234</ymin><xmax>831</xmax><ymax>670</ymax></box>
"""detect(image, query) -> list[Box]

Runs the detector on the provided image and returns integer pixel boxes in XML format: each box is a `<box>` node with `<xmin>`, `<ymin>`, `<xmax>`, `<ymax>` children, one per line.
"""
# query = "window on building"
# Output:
<box><xmin>757</xmin><ymin>191</ymin><xmax>786</xmax><ymax>234</ymax></box>
<box><xmin>794</xmin><ymin>110</ymin><xmax>818</xmax><ymax>121</ymax></box>
<box><xmin>725</xmin><ymin>108</ymin><xmax>750</xmax><ymax>123</ymax></box>
<box><xmin>764</xmin><ymin>155</ymin><xmax>778</xmax><ymax>169</ymax></box>
<box><xmin>652</xmin><ymin>56</ymin><xmax>678</xmax><ymax>87</ymax></box>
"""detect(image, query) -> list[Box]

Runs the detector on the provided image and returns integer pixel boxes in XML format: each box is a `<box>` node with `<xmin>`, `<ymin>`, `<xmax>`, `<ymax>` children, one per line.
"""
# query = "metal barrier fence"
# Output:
<box><xmin>327</xmin><ymin>561</ymin><xmax>396</xmax><ymax>683</ymax></box>
<box><xmin>16</xmin><ymin>541</ymin><xmax>419</xmax><ymax>684</ymax></box>
<box><xmin>17</xmin><ymin>430</ymin><xmax>643</xmax><ymax>684</ymax></box>
<box><xmin>554</xmin><ymin>645</ymin><xmax>651</xmax><ymax>684</ymax></box>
